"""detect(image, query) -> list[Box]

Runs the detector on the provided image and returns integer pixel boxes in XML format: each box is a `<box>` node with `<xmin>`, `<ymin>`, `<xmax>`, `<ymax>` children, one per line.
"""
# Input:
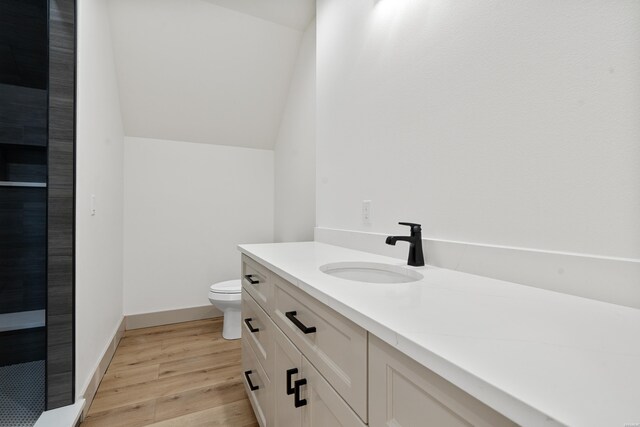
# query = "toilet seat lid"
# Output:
<box><xmin>209</xmin><ymin>279</ymin><xmax>241</xmax><ymax>294</ymax></box>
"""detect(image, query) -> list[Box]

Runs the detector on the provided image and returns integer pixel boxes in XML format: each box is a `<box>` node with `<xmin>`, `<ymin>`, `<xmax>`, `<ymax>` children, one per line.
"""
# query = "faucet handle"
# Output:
<box><xmin>398</xmin><ymin>222</ymin><xmax>422</xmax><ymax>232</ymax></box>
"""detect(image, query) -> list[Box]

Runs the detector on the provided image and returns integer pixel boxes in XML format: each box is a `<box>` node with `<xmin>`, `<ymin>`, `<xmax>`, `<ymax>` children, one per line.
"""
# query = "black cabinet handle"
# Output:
<box><xmin>244</xmin><ymin>274</ymin><xmax>260</xmax><ymax>285</ymax></box>
<box><xmin>244</xmin><ymin>318</ymin><xmax>259</xmax><ymax>333</ymax></box>
<box><xmin>285</xmin><ymin>311</ymin><xmax>316</xmax><ymax>334</ymax></box>
<box><xmin>286</xmin><ymin>368</ymin><xmax>298</xmax><ymax>395</ymax></box>
<box><xmin>244</xmin><ymin>370</ymin><xmax>259</xmax><ymax>391</ymax></box>
<box><xmin>293</xmin><ymin>378</ymin><xmax>307</xmax><ymax>408</ymax></box>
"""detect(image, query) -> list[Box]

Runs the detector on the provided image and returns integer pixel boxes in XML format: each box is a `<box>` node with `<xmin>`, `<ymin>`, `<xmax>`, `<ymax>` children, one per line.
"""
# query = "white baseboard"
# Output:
<box><xmin>125</xmin><ymin>305</ymin><xmax>222</xmax><ymax>330</ymax></box>
<box><xmin>315</xmin><ymin>227</ymin><xmax>640</xmax><ymax>309</ymax></box>
<box><xmin>79</xmin><ymin>318</ymin><xmax>125</xmax><ymax>419</ymax></box>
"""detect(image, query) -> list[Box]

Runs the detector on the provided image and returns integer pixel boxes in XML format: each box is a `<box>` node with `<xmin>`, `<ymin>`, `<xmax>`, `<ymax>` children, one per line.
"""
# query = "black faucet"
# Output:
<box><xmin>385</xmin><ymin>222</ymin><xmax>425</xmax><ymax>267</ymax></box>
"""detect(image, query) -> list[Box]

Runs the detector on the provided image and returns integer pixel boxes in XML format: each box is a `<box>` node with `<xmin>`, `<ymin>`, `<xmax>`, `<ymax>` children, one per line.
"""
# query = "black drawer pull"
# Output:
<box><xmin>286</xmin><ymin>368</ymin><xmax>298</xmax><ymax>395</ymax></box>
<box><xmin>244</xmin><ymin>370</ymin><xmax>259</xmax><ymax>391</ymax></box>
<box><xmin>244</xmin><ymin>318</ymin><xmax>259</xmax><ymax>333</ymax></box>
<box><xmin>244</xmin><ymin>274</ymin><xmax>260</xmax><ymax>285</ymax></box>
<box><xmin>285</xmin><ymin>311</ymin><xmax>316</xmax><ymax>334</ymax></box>
<box><xmin>293</xmin><ymin>378</ymin><xmax>307</xmax><ymax>408</ymax></box>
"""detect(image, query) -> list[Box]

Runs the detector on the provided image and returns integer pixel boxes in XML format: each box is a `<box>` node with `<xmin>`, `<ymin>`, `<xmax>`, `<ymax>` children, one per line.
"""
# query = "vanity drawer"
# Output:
<box><xmin>242</xmin><ymin>289</ymin><xmax>275</xmax><ymax>379</ymax></box>
<box><xmin>272</xmin><ymin>275</ymin><xmax>368</xmax><ymax>422</ymax></box>
<box><xmin>242</xmin><ymin>254</ymin><xmax>273</xmax><ymax>312</ymax></box>
<box><xmin>242</xmin><ymin>338</ymin><xmax>272</xmax><ymax>427</ymax></box>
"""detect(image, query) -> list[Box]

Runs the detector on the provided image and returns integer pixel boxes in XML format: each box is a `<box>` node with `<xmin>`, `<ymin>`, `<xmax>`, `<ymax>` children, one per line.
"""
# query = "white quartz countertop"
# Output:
<box><xmin>238</xmin><ymin>242</ymin><xmax>640</xmax><ymax>427</ymax></box>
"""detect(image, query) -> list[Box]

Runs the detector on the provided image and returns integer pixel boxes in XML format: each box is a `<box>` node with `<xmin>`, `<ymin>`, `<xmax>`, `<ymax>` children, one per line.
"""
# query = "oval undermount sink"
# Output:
<box><xmin>319</xmin><ymin>262</ymin><xmax>423</xmax><ymax>284</ymax></box>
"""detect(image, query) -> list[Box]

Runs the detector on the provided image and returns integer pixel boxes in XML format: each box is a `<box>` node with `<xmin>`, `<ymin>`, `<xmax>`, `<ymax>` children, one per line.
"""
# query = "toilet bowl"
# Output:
<box><xmin>208</xmin><ymin>279</ymin><xmax>242</xmax><ymax>340</ymax></box>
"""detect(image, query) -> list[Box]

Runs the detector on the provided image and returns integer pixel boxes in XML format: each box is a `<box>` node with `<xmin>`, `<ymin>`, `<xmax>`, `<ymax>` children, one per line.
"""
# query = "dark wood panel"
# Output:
<box><xmin>47</xmin><ymin>371</ymin><xmax>74</xmax><ymax>409</ymax></box>
<box><xmin>46</xmin><ymin>0</ymin><xmax>75</xmax><ymax>410</ymax></box>
<box><xmin>46</xmin><ymin>312</ymin><xmax>72</xmax><ymax>347</ymax></box>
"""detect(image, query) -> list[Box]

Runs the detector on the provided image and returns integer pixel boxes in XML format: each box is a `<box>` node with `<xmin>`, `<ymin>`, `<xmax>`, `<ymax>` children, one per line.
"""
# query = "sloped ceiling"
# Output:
<box><xmin>108</xmin><ymin>0</ymin><xmax>315</xmax><ymax>149</ymax></box>
<box><xmin>203</xmin><ymin>0</ymin><xmax>315</xmax><ymax>31</ymax></box>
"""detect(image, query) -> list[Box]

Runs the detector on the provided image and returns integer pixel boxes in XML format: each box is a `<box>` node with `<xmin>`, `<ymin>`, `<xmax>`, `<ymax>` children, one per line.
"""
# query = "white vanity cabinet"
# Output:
<box><xmin>241</xmin><ymin>254</ymin><xmax>276</xmax><ymax>427</ymax></box>
<box><xmin>241</xmin><ymin>255</ymin><xmax>367</xmax><ymax>427</ymax></box>
<box><xmin>368</xmin><ymin>335</ymin><xmax>517</xmax><ymax>427</ymax></box>
<box><xmin>241</xmin><ymin>254</ymin><xmax>518</xmax><ymax>427</ymax></box>
<box><xmin>273</xmin><ymin>325</ymin><xmax>303</xmax><ymax>427</ymax></box>
<box><xmin>271</xmin><ymin>326</ymin><xmax>367</xmax><ymax>427</ymax></box>
<box><xmin>271</xmin><ymin>274</ymin><xmax>368</xmax><ymax>421</ymax></box>
<box><xmin>242</xmin><ymin>288</ymin><xmax>275</xmax><ymax>378</ymax></box>
<box><xmin>242</xmin><ymin>337</ymin><xmax>272</xmax><ymax>427</ymax></box>
<box><xmin>301</xmin><ymin>356</ymin><xmax>367</xmax><ymax>427</ymax></box>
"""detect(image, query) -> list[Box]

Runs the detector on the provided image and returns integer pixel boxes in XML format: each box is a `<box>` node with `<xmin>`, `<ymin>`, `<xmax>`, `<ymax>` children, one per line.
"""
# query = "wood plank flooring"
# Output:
<box><xmin>81</xmin><ymin>318</ymin><xmax>257</xmax><ymax>427</ymax></box>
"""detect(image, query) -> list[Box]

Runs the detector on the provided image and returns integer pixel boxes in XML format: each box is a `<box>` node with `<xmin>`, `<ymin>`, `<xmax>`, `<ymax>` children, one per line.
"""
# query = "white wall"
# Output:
<box><xmin>316</xmin><ymin>1</ymin><xmax>640</xmax><ymax>302</ymax></box>
<box><xmin>75</xmin><ymin>0</ymin><xmax>125</xmax><ymax>399</ymax></box>
<box><xmin>274</xmin><ymin>20</ymin><xmax>316</xmax><ymax>242</ymax></box>
<box><xmin>123</xmin><ymin>137</ymin><xmax>274</xmax><ymax>315</ymax></box>
<box><xmin>108</xmin><ymin>0</ymin><xmax>304</xmax><ymax>150</ymax></box>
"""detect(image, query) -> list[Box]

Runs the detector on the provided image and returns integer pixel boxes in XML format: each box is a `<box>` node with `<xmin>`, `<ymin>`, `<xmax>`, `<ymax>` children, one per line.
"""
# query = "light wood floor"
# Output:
<box><xmin>81</xmin><ymin>318</ymin><xmax>257</xmax><ymax>427</ymax></box>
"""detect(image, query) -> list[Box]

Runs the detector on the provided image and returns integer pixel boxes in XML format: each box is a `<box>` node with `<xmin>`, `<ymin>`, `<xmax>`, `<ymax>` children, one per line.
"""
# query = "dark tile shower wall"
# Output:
<box><xmin>0</xmin><ymin>0</ymin><xmax>76</xmax><ymax>410</ymax></box>
<box><xmin>0</xmin><ymin>187</ymin><xmax>46</xmax><ymax>315</ymax></box>
<box><xmin>0</xmin><ymin>0</ymin><xmax>49</xmax><ymax>316</ymax></box>
<box><xmin>0</xmin><ymin>143</ymin><xmax>47</xmax><ymax>182</ymax></box>
<box><xmin>0</xmin><ymin>0</ymin><xmax>48</xmax><ymax>148</ymax></box>
<box><xmin>0</xmin><ymin>84</ymin><xmax>47</xmax><ymax>149</ymax></box>
<box><xmin>0</xmin><ymin>0</ymin><xmax>48</xmax><ymax>89</ymax></box>
<box><xmin>0</xmin><ymin>328</ymin><xmax>46</xmax><ymax>366</ymax></box>
<box><xmin>0</xmin><ymin>0</ymin><xmax>51</xmax><ymax>416</ymax></box>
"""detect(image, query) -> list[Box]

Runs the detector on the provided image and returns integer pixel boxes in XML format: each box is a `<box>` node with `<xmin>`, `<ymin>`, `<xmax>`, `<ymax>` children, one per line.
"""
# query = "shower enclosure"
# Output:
<box><xmin>1</xmin><ymin>0</ymin><xmax>48</xmax><ymax>424</ymax></box>
<box><xmin>1</xmin><ymin>0</ymin><xmax>75</xmax><ymax>424</ymax></box>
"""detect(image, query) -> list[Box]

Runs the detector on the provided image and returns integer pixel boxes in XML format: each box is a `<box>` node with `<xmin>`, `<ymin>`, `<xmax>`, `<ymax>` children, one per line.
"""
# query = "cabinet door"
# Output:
<box><xmin>273</xmin><ymin>327</ymin><xmax>303</xmax><ymax>427</ymax></box>
<box><xmin>369</xmin><ymin>335</ymin><xmax>517</xmax><ymax>427</ymax></box>
<box><xmin>301</xmin><ymin>357</ymin><xmax>367</xmax><ymax>427</ymax></box>
<box><xmin>242</xmin><ymin>339</ymin><xmax>272</xmax><ymax>427</ymax></box>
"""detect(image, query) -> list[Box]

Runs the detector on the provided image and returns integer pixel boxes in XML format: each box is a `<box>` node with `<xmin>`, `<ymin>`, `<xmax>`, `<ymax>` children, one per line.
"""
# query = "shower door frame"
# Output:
<box><xmin>46</xmin><ymin>0</ymin><xmax>75</xmax><ymax>409</ymax></box>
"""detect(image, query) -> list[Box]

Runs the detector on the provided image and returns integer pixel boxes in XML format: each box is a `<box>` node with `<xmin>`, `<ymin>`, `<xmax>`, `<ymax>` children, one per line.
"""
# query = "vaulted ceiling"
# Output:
<box><xmin>108</xmin><ymin>0</ymin><xmax>315</xmax><ymax>149</ymax></box>
<box><xmin>203</xmin><ymin>0</ymin><xmax>315</xmax><ymax>31</ymax></box>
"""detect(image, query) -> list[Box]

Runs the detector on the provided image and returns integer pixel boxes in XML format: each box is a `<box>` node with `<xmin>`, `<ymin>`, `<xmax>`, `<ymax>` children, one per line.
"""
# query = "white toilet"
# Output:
<box><xmin>208</xmin><ymin>279</ymin><xmax>242</xmax><ymax>340</ymax></box>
